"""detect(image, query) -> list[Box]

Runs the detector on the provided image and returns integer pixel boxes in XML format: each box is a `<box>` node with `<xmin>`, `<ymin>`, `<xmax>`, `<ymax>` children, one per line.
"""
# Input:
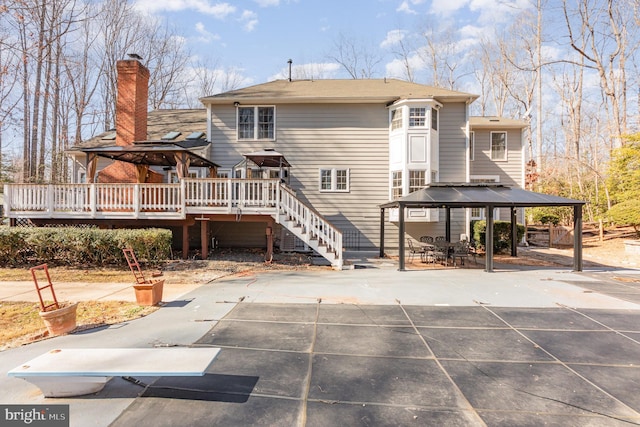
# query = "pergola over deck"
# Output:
<box><xmin>379</xmin><ymin>183</ymin><xmax>587</xmax><ymax>272</ymax></box>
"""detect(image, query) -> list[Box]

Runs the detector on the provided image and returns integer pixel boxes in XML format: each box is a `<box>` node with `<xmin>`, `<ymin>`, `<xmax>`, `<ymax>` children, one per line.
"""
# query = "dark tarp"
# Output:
<box><xmin>243</xmin><ymin>149</ymin><xmax>291</xmax><ymax>168</ymax></box>
<box><xmin>379</xmin><ymin>183</ymin><xmax>586</xmax><ymax>272</ymax></box>
<box><xmin>79</xmin><ymin>143</ymin><xmax>219</xmax><ymax>169</ymax></box>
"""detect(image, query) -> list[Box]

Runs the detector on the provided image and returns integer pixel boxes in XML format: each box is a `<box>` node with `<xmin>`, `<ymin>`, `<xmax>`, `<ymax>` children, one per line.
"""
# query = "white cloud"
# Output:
<box><xmin>380</xmin><ymin>29</ymin><xmax>406</xmax><ymax>49</ymax></box>
<box><xmin>194</xmin><ymin>22</ymin><xmax>221</xmax><ymax>43</ymax></box>
<box><xmin>469</xmin><ymin>0</ymin><xmax>532</xmax><ymax>24</ymax></box>
<box><xmin>397</xmin><ymin>0</ymin><xmax>417</xmax><ymax>14</ymax></box>
<box><xmin>429</xmin><ymin>0</ymin><xmax>470</xmax><ymax>16</ymax></box>
<box><xmin>269</xmin><ymin>62</ymin><xmax>341</xmax><ymax>80</ymax></box>
<box><xmin>240</xmin><ymin>10</ymin><xmax>259</xmax><ymax>31</ymax></box>
<box><xmin>384</xmin><ymin>54</ymin><xmax>424</xmax><ymax>79</ymax></box>
<box><xmin>133</xmin><ymin>0</ymin><xmax>235</xmax><ymax>18</ymax></box>
<box><xmin>254</xmin><ymin>0</ymin><xmax>280</xmax><ymax>6</ymax></box>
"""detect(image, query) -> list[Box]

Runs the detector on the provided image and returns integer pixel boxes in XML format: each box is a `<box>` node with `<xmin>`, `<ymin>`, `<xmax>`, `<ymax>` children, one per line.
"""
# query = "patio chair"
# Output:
<box><xmin>407</xmin><ymin>239</ymin><xmax>426</xmax><ymax>263</ymax></box>
<box><xmin>435</xmin><ymin>236</ymin><xmax>446</xmax><ymax>242</ymax></box>
<box><xmin>452</xmin><ymin>241</ymin><xmax>471</xmax><ymax>267</ymax></box>
<box><xmin>432</xmin><ymin>241</ymin><xmax>450</xmax><ymax>265</ymax></box>
<box><xmin>419</xmin><ymin>236</ymin><xmax>434</xmax><ymax>244</ymax></box>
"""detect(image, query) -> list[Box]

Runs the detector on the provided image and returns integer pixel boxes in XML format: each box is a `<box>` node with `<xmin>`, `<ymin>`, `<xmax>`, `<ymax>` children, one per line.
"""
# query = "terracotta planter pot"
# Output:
<box><xmin>39</xmin><ymin>303</ymin><xmax>78</xmax><ymax>336</ymax></box>
<box><xmin>133</xmin><ymin>279</ymin><xmax>164</xmax><ymax>306</ymax></box>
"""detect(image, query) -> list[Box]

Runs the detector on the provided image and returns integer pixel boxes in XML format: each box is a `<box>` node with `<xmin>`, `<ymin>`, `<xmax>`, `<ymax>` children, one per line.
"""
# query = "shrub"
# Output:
<box><xmin>472</xmin><ymin>220</ymin><xmax>525</xmax><ymax>254</ymax></box>
<box><xmin>607</xmin><ymin>199</ymin><xmax>640</xmax><ymax>238</ymax></box>
<box><xmin>0</xmin><ymin>227</ymin><xmax>172</xmax><ymax>267</ymax></box>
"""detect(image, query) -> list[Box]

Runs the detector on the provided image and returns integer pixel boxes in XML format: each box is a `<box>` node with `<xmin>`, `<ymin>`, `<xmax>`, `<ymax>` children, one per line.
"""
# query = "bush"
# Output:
<box><xmin>0</xmin><ymin>227</ymin><xmax>172</xmax><ymax>267</ymax></box>
<box><xmin>607</xmin><ymin>199</ymin><xmax>640</xmax><ymax>237</ymax></box>
<box><xmin>472</xmin><ymin>220</ymin><xmax>525</xmax><ymax>254</ymax></box>
<box><xmin>529</xmin><ymin>207</ymin><xmax>564</xmax><ymax>225</ymax></box>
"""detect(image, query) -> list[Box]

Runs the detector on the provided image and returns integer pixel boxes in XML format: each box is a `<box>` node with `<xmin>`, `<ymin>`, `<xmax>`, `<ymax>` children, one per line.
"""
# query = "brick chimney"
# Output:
<box><xmin>98</xmin><ymin>59</ymin><xmax>149</xmax><ymax>183</ymax></box>
<box><xmin>116</xmin><ymin>59</ymin><xmax>149</xmax><ymax>147</ymax></box>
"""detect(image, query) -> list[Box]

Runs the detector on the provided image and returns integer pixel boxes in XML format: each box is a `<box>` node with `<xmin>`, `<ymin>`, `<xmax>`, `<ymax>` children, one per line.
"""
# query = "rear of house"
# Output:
<box><xmin>4</xmin><ymin>58</ymin><xmax>528</xmax><ymax>261</ymax></box>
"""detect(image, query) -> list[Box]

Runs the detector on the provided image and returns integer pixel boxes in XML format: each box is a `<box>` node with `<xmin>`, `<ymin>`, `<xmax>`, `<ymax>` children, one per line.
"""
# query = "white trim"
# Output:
<box><xmin>490</xmin><ymin>131</ymin><xmax>507</xmax><ymax>161</ymax></box>
<box><xmin>319</xmin><ymin>168</ymin><xmax>350</xmax><ymax>192</ymax></box>
<box><xmin>469</xmin><ymin>131</ymin><xmax>475</xmax><ymax>161</ymax></box>
<box><xmin>236</xmin><ymin>105</ymin><xmax>276</xmax><ymax>141</ymax></box>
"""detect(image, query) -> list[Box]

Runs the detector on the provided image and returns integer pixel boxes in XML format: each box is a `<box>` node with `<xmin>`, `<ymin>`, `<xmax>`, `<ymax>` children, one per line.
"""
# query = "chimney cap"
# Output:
<box><xmin>127</xmin><ymin>53</ymin><xmax>143</xmax><ymax>60</ymax></box>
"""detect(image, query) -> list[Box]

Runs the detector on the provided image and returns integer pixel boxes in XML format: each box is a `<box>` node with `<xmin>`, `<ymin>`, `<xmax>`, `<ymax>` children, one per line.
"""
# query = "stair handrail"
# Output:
<box><xmin>278</xmin><ymin>184</ymin><xmax>343</xmax><ymax>263</ymax></box>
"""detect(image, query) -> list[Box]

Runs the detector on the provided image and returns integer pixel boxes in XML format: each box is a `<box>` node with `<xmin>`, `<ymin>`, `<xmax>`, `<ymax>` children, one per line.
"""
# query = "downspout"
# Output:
<box><xmin>465</xmin><ymin>97</ymin><xmax>472</xmax><ymax>240</ymax></box>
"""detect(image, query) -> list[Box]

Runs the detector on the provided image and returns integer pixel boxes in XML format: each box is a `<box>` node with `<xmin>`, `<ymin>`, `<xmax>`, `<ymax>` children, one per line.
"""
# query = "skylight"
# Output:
<box><xmin>186</xmin><ymin>131</ymin><xmax>205</xmax><ymax>140</ymax></box>
<box><xmin>162</xmin><ymin>131</ymin><xmax>181</xmax><ymax>140</ymax></box>
<box><xmin>101</xmin><ymin>132</ymin><xmax>116</xmax><ymax>140</ymax></box>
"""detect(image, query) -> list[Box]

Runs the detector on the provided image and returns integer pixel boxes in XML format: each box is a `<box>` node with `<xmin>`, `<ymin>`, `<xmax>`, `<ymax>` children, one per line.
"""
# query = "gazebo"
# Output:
<box><xmin>379</xmin><ymin>183</ymin><xmax>587</xmax><ymax>272</ymax></box>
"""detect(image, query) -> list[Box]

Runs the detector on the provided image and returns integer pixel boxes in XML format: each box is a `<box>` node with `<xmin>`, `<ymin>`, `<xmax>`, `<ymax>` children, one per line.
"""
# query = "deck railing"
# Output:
<box><xmin>3</xmin><ymin>179</ymin><xmax>281</xmax><ymax>219</ymax></box>
<box><xmin>3</xmin><ymin>178</ymin><xmax>343</xmax><ymax>268</ymax></box>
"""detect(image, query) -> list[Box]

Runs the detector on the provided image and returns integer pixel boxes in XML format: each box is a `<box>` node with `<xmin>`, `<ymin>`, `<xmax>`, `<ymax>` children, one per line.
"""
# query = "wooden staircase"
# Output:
<box><xmin>275</xmin><ymin>185</ymin><xmax>343</xmax><ymax>270</ymax></box>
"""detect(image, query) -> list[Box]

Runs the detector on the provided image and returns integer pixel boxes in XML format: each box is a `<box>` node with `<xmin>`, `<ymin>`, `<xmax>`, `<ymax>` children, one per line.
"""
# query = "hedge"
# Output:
<box><xmin>471</xmin><ymin>220</ymin><xmax>525</xmax><ymax>254</ymax></box>
<box><xmin>0</xmin><ymin>227</ymin><xmax>172</xmax><ymax>267</ymax></box>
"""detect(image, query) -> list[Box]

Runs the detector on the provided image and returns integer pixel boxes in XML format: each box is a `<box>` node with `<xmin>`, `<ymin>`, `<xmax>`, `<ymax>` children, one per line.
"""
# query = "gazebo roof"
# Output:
<box><xmin>380</xmin><ymin>183</ymin><xmax>585</xmax><ymax>209</ymax></box>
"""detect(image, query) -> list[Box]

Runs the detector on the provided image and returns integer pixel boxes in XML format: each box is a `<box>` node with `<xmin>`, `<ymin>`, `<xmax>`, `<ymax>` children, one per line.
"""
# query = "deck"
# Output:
<box><xmin>3</xmin><ymin>179</ymin><xmax>343</xmax><ymax>269</ymax></box>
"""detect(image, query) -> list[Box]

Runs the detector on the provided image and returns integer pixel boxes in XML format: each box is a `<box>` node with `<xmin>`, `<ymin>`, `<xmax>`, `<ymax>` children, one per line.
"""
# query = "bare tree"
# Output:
<box><xmin>563</xmin><ymin>0</ymin><xmax>633</xmax><ymax>148</ymax></box>
<box><xmin>328</xmin><ymin>32</ymin><xmax>383</xmax><ymax>79</ymax></box>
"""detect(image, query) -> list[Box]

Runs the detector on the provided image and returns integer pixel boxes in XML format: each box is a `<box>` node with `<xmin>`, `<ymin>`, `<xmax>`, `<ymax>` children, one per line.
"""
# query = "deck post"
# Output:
<box><xmin>200</xmin><ymin>218</ymin><xmax>209</xmax><ymax>259</ymax></box>
<box><xmin>182</xmin><ymin>223</ymin><xmax>189</xmax><ymax>259</ymax></box>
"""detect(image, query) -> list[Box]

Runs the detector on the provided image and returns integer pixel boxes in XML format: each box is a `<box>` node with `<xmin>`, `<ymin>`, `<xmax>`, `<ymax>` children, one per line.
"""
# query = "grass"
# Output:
<box><xmin>0</xmin><ymin>301</ymin><xmax>157</xmax><ymax>351</ymax></box>
<box><xmin>0</xmin><ymin>267</ymin><xmax>134</xmax><ymax>283</ymax></box>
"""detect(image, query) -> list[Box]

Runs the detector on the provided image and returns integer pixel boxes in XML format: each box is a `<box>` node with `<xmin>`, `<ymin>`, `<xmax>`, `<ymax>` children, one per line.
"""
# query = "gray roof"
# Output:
<box><xmin>70</xmin><ymin>109</ymin><xmax>207</xmax><ymax>150</ymax></box>
<box><xmin>201</xmin><ymin>79</ymin><xmax>479</xmax><ymax>105</ymax></box>
<box><xmin>380</xmin><ymin>183</ymin><xmax>585</xmax><ymax>209</ymax></box>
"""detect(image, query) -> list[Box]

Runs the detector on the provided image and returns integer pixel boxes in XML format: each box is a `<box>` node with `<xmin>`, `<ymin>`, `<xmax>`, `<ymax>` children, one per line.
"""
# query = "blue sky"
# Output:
<box><xmin>132</xmin><ymin>0</ymin><xmax>534</xmax><ymax>89</ymax></box>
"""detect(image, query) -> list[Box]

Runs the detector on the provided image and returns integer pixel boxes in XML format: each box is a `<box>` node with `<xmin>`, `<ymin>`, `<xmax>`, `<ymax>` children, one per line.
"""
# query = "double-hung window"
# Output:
<box><xmin>237</xmin><ymin>106</ymin><xmax>275</xmax><ymax>140</ymax></box>
<box><xmin>320</xmin><ymin>168</ymin><xmax>349</xmax><ymax>192</ymax></box>
<box><xmin>409</xmin><ymin>108</ymin><xmax>426</xmax><ymax>127</ymax></box>
<box><xmin>390</xmin><ymin>109</ymin><xmax>403</xmax><ymax>131</ymax></box>
<box><xmin>490</xmin><ymin>131</ymin><xmax>507</xmax><ymax>160</ymax></box>
<box><xmin>470</xmin><ymin>176</ymin><xmax>500</xmax><ymax>219</ymax></box>
<box><xmin>391</xmin><ymin>171</ymin><xmax>403</xmax><ymax>200</ymax></box>
<box><xmin>409</xmin><ymin>170</ymin><xmax>425</xmax><ymax>193</ymax></box>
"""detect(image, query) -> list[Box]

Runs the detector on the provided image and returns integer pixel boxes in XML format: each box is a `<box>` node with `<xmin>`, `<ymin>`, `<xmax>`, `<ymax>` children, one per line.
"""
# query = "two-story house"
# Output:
<box><xmin>4</xmin><ymin>59</ymin><xmax>529</xmax><ymax>269</ymax></box>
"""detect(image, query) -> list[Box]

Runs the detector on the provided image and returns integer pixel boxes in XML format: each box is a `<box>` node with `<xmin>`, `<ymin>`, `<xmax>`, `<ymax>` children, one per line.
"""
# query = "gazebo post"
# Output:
<box><xmin>398</xmin><ymin>204</ymin><xmax>406</xmax><ymax>271</ymax></box>
<box><xmin>379</xmin><ymin>208</ymin><xmax>385</xmax><ymax>258</ymax></box>
<box><xmin>445</xmin><ymin>207</ymin><xmax>451</xmax><ymax>242</ymax></box>
<box><xmin>485</xmin><ymin>205</ymin><xmax>494</xmax><ymax>272</ymax></box>
<box><xmin>510</xmin><ymin>207</ymin><xmax>518</xmax><ymax>257</ymax></box>
<box><xmin>573</xmin><ymin>205</ymin><xmax>583</xmax><ymax>271</ymax></box>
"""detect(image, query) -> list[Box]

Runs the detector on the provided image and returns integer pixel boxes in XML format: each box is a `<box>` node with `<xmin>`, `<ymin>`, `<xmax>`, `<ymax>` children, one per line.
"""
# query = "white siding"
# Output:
<box><xmin>210</xmin><ymin>103</ymin><xmax>390</xmax><ymax>250</ymax></box>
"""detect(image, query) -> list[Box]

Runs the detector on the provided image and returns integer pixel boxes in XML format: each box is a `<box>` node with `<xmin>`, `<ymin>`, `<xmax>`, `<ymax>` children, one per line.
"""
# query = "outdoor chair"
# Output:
<box><xmin>407</xmin><ymin>239</ymin><xmax>426</xmax><ymax>263</ymax></box>
<box><xmin>420</xmin><ymin>236</ymin><xmax>434</xmax><ymax>244</ymax></box>
<box><xmin>435</xmin><ymin>236</ymin><xmax>447</xmax><ymax>242</ymax></box>
<box><xmin>432</xmin><ymin>241</ymin><xmax>450</xmax><ymax>265</ymax></box>
<box><xmin>452</xmin><ymin>241</ymin><xmax>471</xmax><ymax>267</ymax></box>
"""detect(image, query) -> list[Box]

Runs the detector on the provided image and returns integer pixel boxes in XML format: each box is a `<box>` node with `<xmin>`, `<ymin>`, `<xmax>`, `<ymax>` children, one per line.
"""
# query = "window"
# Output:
<box><xmin>469</xmin><ymin>131</ymin><xmax>475</xmax><ymax>161</ymax></box>
<box><xmin>431</xmin><ymin>108</ymin><xmax>438</xmax><ymax>130</ymax></box>
<box><xmin>216</xmin><ymin>169</ymin><xmax>230</xmax><ymax>178</ymax></box>
<box><xmin>409</xmin><ymin>170</ymin><xmax>425</xmax><ymax>193</ymax></box>
<box><xmin>409</xmin><ymin>108</ymin><xmax>426</xmax><ymax>127</ymax></box>
<box><xmin>319</xmin><ymin>168</ymin><xmax>349</xmax><ymax>192</ymax></box>
<box><xmin>168</xmin><ymin>169</ymin><xmax>200</xmax><ymax>183</ymax></box>
<box><xmin>491</xmin><ymin>131</ymin><xmax>507</xmax><ymax>160</ymax></box>
<box><xmin>470</xmin><ymin>176</ymin><xmax>499</xmax><ymax>219</ymax></box>
<box><xmin>390</xmin><ymin>109</ymin><xmax>403</xmax><ymax>130</ymax></box>
<box><xmin>237</xmin><ymin>106</ymin><xmax>275</xmax><ymax>140</ymax></box>
<box><xmin>391</xmin><ymin>171</ymin><xmax>403</xmax><ymax>200</ymax></box>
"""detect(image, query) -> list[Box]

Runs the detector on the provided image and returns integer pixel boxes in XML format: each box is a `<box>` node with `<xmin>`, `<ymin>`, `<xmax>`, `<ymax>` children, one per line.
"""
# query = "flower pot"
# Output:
<box><xmin>133</xmin><ymin>279</ymin><xmax>164</xmax><ymax>306</ymax></box>
<box><xmin>39</xmin><ymin>303</ymin><xmax>78</xmax><ymax>336</ymax></box>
